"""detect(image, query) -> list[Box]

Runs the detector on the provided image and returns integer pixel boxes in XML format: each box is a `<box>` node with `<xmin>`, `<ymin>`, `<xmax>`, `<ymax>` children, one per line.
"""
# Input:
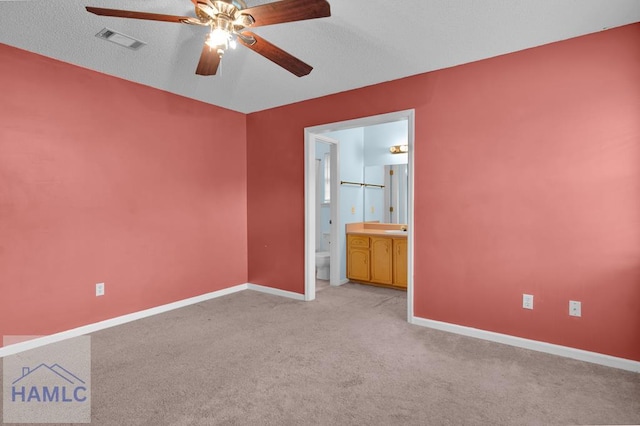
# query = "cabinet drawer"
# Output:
<box><xmin>347</xmin><ymin>235</ymin><xmax>370</xmax><ymax>248</ymax></box>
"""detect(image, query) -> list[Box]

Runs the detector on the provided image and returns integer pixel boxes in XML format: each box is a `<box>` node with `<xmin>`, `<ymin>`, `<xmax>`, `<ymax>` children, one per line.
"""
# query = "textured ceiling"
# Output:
<box><xmin>1</xmin><ymin>0</ymin><xmax>639</xmax><ymax>113</ymax></box>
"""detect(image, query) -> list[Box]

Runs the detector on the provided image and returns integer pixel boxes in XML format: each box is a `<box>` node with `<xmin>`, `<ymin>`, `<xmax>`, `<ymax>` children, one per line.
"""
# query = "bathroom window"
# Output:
<box><xmin>323</xmin><ymin>152</ymin><xmax>331</xmax><ymax>203</ymax></box>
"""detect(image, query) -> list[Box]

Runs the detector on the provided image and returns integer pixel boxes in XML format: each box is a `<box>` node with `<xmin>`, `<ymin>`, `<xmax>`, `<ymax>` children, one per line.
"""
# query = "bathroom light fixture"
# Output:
<box><xmin>389</xmin><ymin>145</ymin><xmax>408</xmax><ymax>154</ymax></box>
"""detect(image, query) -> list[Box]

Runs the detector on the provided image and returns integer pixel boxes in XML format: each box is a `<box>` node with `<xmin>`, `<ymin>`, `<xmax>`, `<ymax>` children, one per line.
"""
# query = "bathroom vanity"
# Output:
<box><xmin>346</xmin><ymin>222</ymin><xmax>407</xmax><ymax>290</ymax></box>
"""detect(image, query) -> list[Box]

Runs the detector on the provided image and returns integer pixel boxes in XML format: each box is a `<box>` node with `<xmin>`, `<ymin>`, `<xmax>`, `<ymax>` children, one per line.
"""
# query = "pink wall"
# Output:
<box><xmin>247</xmin><ymin>24</ymin><xmax>640</xmax><ymax>360</ymax></box>
<box><xmin>0</xmin><ymin>45</ymin><xmax>248</xmax><ymax>346</ymax></box>
<box><xmin>2</xmin><ymin>24</ymin><xmax>638</xmax><ymax>361</ymax></box>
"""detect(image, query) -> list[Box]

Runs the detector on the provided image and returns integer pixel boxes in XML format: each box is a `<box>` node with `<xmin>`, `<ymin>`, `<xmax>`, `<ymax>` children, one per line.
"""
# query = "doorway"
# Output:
<box><xmin>304</xmin><ymin>110</ymin><xmax>415</xmax><ymax>322</ymax></box>
<box><xmin>311</xmin><ymin>135</ymin><xmax>339</xmax><ymax>295</ymax></box>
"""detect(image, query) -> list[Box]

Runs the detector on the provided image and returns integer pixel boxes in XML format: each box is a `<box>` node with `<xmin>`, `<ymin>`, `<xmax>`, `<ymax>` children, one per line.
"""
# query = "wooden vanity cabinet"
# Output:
<box><xmin>347</xmin><ymin>234</ymin><xmax>407</xmax><ymax>290</ymax></box>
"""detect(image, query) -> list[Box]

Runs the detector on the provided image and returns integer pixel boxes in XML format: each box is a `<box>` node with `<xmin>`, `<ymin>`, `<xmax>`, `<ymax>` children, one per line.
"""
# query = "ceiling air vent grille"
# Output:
<box><xmin>96</xmin><ymin>28</ymin><xmax>146</xmax><ymax>50</ymax></box>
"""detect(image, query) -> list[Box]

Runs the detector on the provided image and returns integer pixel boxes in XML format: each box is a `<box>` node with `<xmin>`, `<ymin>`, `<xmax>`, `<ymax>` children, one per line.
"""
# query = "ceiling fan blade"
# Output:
<box><xmin>86</xmin><ymin>7</ymin><xmax>191</xmax><ymax>23</ymax></box>
<box><xmin>195</xmin><ymin>43</ymin><xmax>221</xmax><ymax>76</ymax></box>
<box><xmin>239</xmin><ymin>31</ymin><xmax>312</xmax><ymax>77</ymax></box>
<box><xmin>240</xmin><ymin>0</ymin><xmax>330</xmax><ymax>27</ymax></box>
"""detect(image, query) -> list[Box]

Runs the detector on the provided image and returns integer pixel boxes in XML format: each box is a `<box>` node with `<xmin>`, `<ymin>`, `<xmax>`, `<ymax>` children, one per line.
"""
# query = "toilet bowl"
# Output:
<box><xmin>315</xmin><ymin>251</ymin><xmax>330</xmax><ymax>280</ymax></box>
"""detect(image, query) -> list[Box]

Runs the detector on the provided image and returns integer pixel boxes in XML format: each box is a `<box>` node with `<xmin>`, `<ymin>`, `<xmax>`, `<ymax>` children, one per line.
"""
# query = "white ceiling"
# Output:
<box><xmin>1</xmin><ymin>0</ymin><xmax>639</xmax><ymax>113</ymax></box>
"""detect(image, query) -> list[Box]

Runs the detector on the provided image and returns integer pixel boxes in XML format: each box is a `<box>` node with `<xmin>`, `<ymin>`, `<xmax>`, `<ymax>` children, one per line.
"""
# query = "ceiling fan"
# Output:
<box><xmin>86</xmin><ymin>0</ymin><xmax>331</xmax><ymax>77</ymax></box>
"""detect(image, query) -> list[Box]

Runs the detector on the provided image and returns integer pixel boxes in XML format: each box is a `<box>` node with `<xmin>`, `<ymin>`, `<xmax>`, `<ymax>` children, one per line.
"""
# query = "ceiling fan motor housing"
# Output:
<box><xmin>220</xmin><ymin>0</ymin><xmax>248</xmax><ymax>9</ymax></box>
<box><xmin>196</xmin><ymin>0</ymin><xmax>254</xmax><ymax>29</ymax></box>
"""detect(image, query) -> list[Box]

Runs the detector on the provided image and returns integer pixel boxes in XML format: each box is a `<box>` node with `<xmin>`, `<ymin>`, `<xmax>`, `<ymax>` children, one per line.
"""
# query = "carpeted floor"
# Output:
<box><xmin>316</xmin><ymin>279</ymin><xmax>330</xmax><ymax>293</ymax></box>
<box><xmin>3</xmin><ymin>282</ymin><xmax>640</xmax><ymax>425</ymax></box>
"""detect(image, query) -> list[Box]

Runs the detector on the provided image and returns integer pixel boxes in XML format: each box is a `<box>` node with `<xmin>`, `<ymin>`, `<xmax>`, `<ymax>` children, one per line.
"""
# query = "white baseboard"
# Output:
<box><xmin>411</xmin><ymin>316</ymin><xmax>640</xmax><ymax>373</ymax></box>
<box><xmin>0</xmin><ymin>284</ymin><xmax>248</xmax><ymax>358</ymax></box>
<box><xmin>247</xmin><ymin>283</ymin><xmax>305</xmax><ymax>301</ymax></box>
<box><xmin>0</xmin><ymin>283</ymin><xmax>304</xmax><ymax>358</ymax></box>
<box><xmin>5</xmin><ymin>285</ymin><xmax>635</xmax><ymax>373</ymax></box>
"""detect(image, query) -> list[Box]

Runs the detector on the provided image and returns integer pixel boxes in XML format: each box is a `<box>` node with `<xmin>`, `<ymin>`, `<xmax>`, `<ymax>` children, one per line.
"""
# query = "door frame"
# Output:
<box><xmin>304</xmin><ymin>109</ymin><xmax>415</xmax><ymax>322</ymax></box>
<box><xmin>304</xmin><ymin>134</ymin><xmax>340</xmax><ymax>300</ymax></box>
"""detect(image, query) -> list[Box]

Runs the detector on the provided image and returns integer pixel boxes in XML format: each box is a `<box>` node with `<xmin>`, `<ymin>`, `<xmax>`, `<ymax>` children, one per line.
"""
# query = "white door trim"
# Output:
<box><xmin>304</xmin><ymin>109</ymin><xmax>415</xmax><ymax>321</ymax></box>
<box><xmin>304</xmin><ymin>133</ymin><xmax>340</xmax><ymax>301</ymax></box>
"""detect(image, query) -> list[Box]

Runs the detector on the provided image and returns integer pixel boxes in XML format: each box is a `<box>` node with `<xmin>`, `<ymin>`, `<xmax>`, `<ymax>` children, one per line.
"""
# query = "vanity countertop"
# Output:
<box><xmin>346</xmin><ymin>222</ymin><xmax>408</xmax><ymax>238</ymax></box>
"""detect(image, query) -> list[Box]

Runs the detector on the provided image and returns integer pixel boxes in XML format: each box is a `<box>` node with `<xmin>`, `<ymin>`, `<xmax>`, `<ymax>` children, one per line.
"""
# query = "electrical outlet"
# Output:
<box><xmin>569</xmin><ymin>300</ymin><xmax>581</xmax><ymax>317</ymax></box>
<box><xmin>522</xmin><ymin>294</ymin><xmax>534</xmax><ymax>310</ymax></box>
<box><xmin>96</xmin><ymin>282</ymin><xmax>105</xmax><ymax>297</ymax></box>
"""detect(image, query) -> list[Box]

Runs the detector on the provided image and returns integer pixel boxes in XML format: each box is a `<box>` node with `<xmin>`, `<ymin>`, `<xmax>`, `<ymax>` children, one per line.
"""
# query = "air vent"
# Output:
<box><xmin>96</xmin><ymin>28</ymin><xmax>146</xmax><ymax>50</ymax></box>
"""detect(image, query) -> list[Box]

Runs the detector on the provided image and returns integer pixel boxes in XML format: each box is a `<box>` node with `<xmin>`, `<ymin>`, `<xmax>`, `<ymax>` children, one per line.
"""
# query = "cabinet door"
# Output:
<box><xmin>393</xmin><ymin>238</ymin><xmax>408</xmax><ymax>288</ymax></box>
<box><xmin>347</xmin><ymin>235</ymin><xmax>370</xmax><ymax>281</ymax></box>
<box><xmin>370</xmin><ymin>237</ymin><xmax>393</xmax><ymax>285</ymax></box>
<box><xmin>347</xmin><ymin>248</ymin><xmax>370</xmax><ymax>281</ymax></box>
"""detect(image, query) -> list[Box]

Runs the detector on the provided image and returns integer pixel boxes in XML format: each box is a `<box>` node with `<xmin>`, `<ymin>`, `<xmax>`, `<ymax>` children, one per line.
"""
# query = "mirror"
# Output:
<box><xmin>364</xmin><ymin>164</ymin><xmax>408</xmax><ymax>224</ymax></box>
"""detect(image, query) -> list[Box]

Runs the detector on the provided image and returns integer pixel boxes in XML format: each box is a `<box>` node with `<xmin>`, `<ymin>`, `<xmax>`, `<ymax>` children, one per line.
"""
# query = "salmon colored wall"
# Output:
<box><xmin>0</xmin><ymin>45</ymin><xmax>248</xmax><ymax>346</ymax></box>
<box><xmin>247</xmin><ymin>24</ymin><xmax>640</xmax><ymax>360</ymax></box>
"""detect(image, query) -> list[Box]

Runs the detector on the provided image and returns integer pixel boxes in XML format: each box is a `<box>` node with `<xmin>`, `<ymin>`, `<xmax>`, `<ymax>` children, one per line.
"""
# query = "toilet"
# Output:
<box><xmin>315</xmin><ymin>232</ymin><xmax>331</xmax><ymax>280</ymax></box>
<box><xmin>315</xmin><ymin>251</ymin><xmax>330</xmax><ymax>280</ymax></box>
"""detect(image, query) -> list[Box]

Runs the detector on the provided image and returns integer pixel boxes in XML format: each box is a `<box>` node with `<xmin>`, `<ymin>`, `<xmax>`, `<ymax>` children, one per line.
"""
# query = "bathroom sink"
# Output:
<box><xmin>384</xmin><ymin>230</ymin><xmax>407</xmax><ymax>234</ymax></box>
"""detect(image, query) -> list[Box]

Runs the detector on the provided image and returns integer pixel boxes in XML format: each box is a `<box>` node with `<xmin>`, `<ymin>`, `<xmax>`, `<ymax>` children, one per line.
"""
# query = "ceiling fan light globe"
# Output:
<box><xmin>207</xmin><ymin>28</ymin><xmax>230</xmax><ymax>48</ymax></box>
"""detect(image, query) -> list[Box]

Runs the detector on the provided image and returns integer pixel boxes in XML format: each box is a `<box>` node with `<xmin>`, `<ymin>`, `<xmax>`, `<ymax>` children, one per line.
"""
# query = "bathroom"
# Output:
<box><xmin>314</xmin><ymin>119</ymin><xmax>409</xmax><ymax>287</ymax></box>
